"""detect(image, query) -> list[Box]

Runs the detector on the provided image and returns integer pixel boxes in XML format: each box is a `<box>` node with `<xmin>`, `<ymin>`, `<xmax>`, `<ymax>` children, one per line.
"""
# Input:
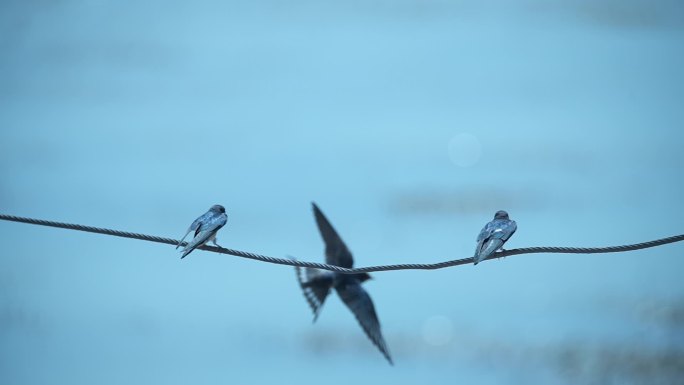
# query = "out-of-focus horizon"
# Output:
<box><xmin>1</xmin><ymin>0</ymin><xmax>683</xmax><ymax>384</ymax></box>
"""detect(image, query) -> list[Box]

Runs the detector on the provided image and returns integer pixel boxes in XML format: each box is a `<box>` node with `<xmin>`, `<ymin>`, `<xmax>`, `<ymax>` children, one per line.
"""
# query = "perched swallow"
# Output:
<box><xmin>473</xmin><ymin>210</ymin><xmax>517</xmax><ymax>265</ymax></box>
<box><xmin>177</xmin><ymin>204</ymin><xmax>228</xmax><ymax>259</ymax></box>
<box><xmin>295</xmin><ymin>203</ymin><xmax>393</xmax><ymax>365</ymax></box>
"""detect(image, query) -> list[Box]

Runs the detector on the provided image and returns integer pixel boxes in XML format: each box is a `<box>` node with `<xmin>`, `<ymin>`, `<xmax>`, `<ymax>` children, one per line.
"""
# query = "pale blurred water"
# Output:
<box><xmin>1</xmin><ymin>1</ymin><xmax>683</xmax><ymax>384</ymax></box>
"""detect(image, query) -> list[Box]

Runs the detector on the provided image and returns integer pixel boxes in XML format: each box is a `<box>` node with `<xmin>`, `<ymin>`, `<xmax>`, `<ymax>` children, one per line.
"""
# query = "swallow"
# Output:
<box><xmin>473</xmin><ymin>210</ymin><xmax>517</xmax><ymax>265</ymax></box>
<box><xmin>295</xmin><ymin>203</ymin><xmax>393</xmax><ymax>365</ymax></box>
<box><xmin>177</xmin><ymin>204</ymin><xmax>228</xmax><ymax>259</ymax></box>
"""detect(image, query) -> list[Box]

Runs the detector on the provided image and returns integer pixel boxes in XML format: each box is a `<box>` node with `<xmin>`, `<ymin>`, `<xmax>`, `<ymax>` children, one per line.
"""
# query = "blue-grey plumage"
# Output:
<box><xmin>295</xmin><ymin>203</ymin><xmax>393</xmax><ymax>365</ymax></box>
<box><xmin>473</xmin><ymin>210</ymin><xmax>517</xmax><ymax>265</ymax></box>
<box><xmin>178</xmin><ymin>205</ymin><xmax>228</xmax><ymax>259</ymax></box>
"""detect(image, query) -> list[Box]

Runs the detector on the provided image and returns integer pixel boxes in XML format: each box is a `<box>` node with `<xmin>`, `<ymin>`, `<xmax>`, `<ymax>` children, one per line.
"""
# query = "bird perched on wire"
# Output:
<box><xmin>176</xmin><ymin>204</ymin><xmax>228</xmax><ymax>259</ymax></box>
<box><xmin>473</xmin><ymin>210</ymin><xmax>517</xmax><ymax>265</ymax></box>
<box><xmin>295</xmin><ymin>203</ymin><xmax>393</xmax><ymax>365</ymax></box>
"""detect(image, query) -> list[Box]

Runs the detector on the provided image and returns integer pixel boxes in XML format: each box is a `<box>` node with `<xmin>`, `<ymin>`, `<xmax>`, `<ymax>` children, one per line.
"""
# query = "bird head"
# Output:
<box><xmin>210</xmin><ymin>205</ymin><xmax>226</xmax><ymax>214</ymax></box>
<box><xmin>494</xmin><ymin>210</ymin><xmax>509</xmax><ymax>220</ymax></box>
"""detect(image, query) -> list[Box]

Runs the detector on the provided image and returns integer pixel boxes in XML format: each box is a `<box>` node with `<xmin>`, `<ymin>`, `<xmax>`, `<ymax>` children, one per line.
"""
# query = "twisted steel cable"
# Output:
<box><xmin>1</xmin><ymin>213</ymin><xmax>682</xmax><ymax>273</ymax></box>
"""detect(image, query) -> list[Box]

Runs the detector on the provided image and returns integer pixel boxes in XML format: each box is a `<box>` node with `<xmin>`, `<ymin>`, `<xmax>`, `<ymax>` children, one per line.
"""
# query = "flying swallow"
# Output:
<box><xmin>473</xmin><ymin>210</ymin><xmax>517</xmax><ymax>265</ymax></box>
<box><xmin>177</xmin><ymin>204</ymin><xmax>228</xmax><ymax>259</ymax></box>
<box><xmin>295</xmin><ymin>203</ymin><xmax>393</xmax><ymax>365</ymax></box>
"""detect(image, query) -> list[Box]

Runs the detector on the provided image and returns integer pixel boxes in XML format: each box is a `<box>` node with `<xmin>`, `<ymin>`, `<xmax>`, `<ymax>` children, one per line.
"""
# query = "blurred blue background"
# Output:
<box><xmin>1</xmin><ymin>1</ymin><xmax>683</xmax><ymax>384</ymax></box>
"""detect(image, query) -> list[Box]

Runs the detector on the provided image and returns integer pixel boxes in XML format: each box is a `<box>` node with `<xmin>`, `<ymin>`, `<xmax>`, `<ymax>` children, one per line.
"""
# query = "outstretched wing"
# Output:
<box><xmin>295</xmin><ymin>265</ymin><xmax>334</xmax><ymax>322</ymax></box>
<box><xmin>312</xmin><ymin>203</ymin><xmax>354</xmax><ymax>268</ymax></box>
<box><xmin>336</xmin><ymin>282</ymin><xmax>393</xmax><ymax>365</ymax></box>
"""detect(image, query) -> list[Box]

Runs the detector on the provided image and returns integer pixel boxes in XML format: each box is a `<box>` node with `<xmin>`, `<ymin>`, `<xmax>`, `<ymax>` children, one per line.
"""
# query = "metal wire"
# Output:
<box><xmin>1</xmin><ymin>213</ymin><xmax>682</xmax><ymax>273</ymax></box>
